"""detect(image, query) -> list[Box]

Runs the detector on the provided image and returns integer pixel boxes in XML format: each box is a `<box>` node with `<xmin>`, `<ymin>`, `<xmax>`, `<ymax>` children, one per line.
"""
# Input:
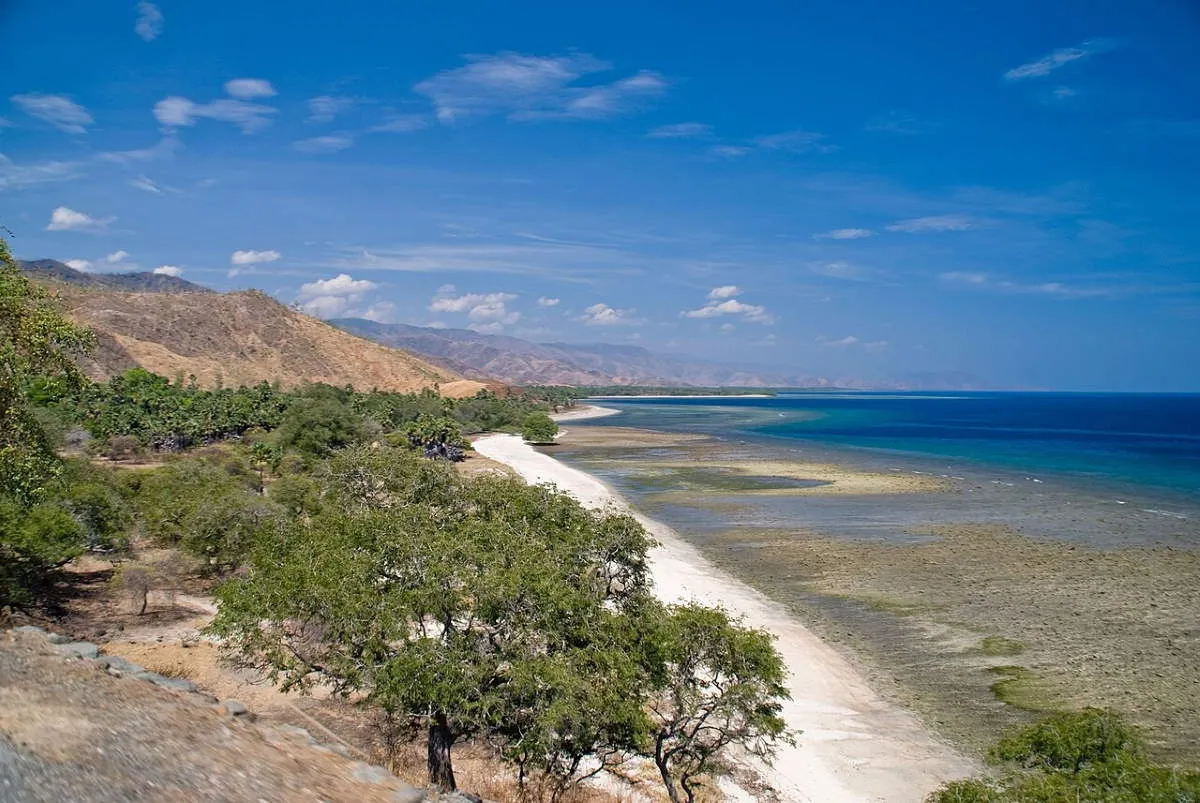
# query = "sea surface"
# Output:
<box><xmin>555</xmin><ymin>392</ymin><xmax>1200</xmax><ymax>548</ymax></box>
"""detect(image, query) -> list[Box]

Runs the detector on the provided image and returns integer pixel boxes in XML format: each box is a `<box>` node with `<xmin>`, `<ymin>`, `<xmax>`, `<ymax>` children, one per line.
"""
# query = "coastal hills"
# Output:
<box><xmin>21</xmin><ymin>261</ymin><xmax>486</xmax><ymax>397</ymax></box>
<box><xmin>22</xmin><ymin>260</ymin><xmax>991</xmax><ymax>391</ymax></box>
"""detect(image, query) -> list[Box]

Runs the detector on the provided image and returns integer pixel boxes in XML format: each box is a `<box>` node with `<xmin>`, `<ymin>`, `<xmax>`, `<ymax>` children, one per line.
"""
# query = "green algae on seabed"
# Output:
<box><xmin>980</xmin><ymin>636</ymin><xmax>1025</xmax><ymax>657</ymax></box>
<box><xmin>988</xmin><ymin>665</ymin><xmax>1058</xmax><ymax>711</ymax></box>
<box><xmin>624</xmin><ymin>466</ymin><xmax>829</xmax><ymax>493</ymax></box>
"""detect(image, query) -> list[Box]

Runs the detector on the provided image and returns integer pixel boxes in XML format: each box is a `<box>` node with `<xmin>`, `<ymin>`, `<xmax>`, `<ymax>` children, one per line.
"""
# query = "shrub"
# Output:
<box><xmin>521</xmin><ymin>412</ymin><xmax>559</xmax><ymax>444</ymax></box>
<box><xmin>988</xmin><ymin>708</ymin><xmax>1143</xmax><ymax>774</ymax></box>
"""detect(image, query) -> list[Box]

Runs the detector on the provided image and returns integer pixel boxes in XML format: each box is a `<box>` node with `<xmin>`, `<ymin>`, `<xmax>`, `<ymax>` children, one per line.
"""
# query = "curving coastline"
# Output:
<box><xmin>473</xmin><ymin>413</ymin><xmax>975</xmax><ymax>802</ymax></box>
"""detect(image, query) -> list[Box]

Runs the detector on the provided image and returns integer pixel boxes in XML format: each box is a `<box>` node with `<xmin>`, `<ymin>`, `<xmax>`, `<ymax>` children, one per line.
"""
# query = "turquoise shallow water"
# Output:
<box><xmin>555</xmin><ymin>393</ymin><xmax>1200</xmax><ymax>548</ymax></box>
<box><xmin>583</xmin><ymin>392</ymin><xmax>1200</xmax><ymax>502</ymax></box>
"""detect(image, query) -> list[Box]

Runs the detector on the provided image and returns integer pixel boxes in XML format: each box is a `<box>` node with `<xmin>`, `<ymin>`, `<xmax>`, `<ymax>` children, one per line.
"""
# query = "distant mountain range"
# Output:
<box><xmin>19</xmin><ymin>259</ymin><xmax>993</xmax><ymax>391</ymax></box>
<box><xmin>20</xmin><ymin>259</ymin><xmax>213</xmax><ymax>294</ymax></box>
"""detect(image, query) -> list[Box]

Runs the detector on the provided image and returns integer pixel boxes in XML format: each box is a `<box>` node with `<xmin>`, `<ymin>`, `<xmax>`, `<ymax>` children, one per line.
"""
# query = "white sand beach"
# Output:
<box><xmin>473</xmin><ymin>422</ymin><xmax>975</xmax><ymax>802</ymax></box>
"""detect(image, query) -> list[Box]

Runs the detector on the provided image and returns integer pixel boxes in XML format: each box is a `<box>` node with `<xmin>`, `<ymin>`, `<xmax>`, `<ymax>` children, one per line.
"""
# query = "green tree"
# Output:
<box><xmin>0</xmin><ymin>235</ymin><xmax>94</xmax><ymax>503</ymax></box>
<box><xmin>273</xmin><ymin>397</ymin><xmax>366</xmax><ymax>457</ymax></box>
<box><xmin>400</xmin><ymin>414</ymin><xmax>467</xmax><ymax>461</ymax></box>
<box><xmin>522</xmin><ymin>411</ymin><xmax>559</xmax><ymax>444</ymax></box>
<box><xmin>641</xmin><ymin>603</ymin><xmax>792</xmax><ymax>803</ymax></box>
<box><xmin>209</xmin><ymin>452</ymin><xmax>655</xmax><ymax>791</ymax></box>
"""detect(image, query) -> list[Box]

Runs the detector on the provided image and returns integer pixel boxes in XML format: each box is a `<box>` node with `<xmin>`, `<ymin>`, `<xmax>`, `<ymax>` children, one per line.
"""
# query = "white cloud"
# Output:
<box><xmin>1004</xmin><ymin>40</ymin><xmax>1114</xmax><ymax>81</ymax></box>
<box><xmin>154</xmin><ymin>96</ymin><xmax>276</xmax><ymax>133</ymax></box>
<box><xmin>361</xmin><ymin>301</ymin><xmax>397</xmax><ymax>323</ymax></box>
<box><xmin>65</xmin><ymin>259</ymin><xmax>92</xmax><ymax>272</ymax></box>
<box><xmin>754</xmin><ymin>129</ymin><xmax>832</xmax><ymax>153</ymax></box>
<box><xmin>429</xmin><ymin>290</ymin><xmax>521</xmax><ymax>330</ymax></box>
<box><xmin>885</xmin><ymin>214</ymin><xmax>978</xmax><ymax>233</ymax></box>
<box><xmin>0</xmin><ymin>154</ymin><xmax>82</xmax><ymax>191</ymax></box>
<box><xmin>648</xmin><ymin>122</ymin><xmax>711</xmax><ymax>139</ymax></box>
<box><xmin>814</xmin><ymin>228</ymin><xmax>874</xmax><ymax>240</ymax></box>
<box><xmin>719</xmin><ymin>322</ymin><xmax>735</xmax><ymax>333</ymax></box>
<box><xmin>105</xmin><ymin>250</ymin><xmax>129</xmax><ymax>264</ymax></box>
<box><xmin>863</xmin><ymin>340</ymin><xmax>890</xmax><ymax>353</ymax></box>
<box><xmin>810</xmin><ymin>261</ymin><xmax>871</xmax><ymax>281</ymax></box>
<box><xmin>152</xmin><ymin>265</ymin><xmax>183</xmax><ymax>277</ymax></box>
<box><xmin>293</xmin><ymin>134</ymin><xmax>354</xmax><ymax>154</ymax></box>
<box><xmin>135</xmin><ymin>1</ymin><xmax>163</xmax><ymax>41</ymax></box>
<box><xmin>1052</xmin><ymin>86</ymin><xmax>1078</xmax><ymax>100</ymax></box>
<box><xmin>709</xmin><ymin>145</ymin><xmax>750</xmax><ymax>158</ymax></box>
<box><xmin>581</xmin><ymin>302</ymin><xmax>638</xmax><ymax>326</ymax></box>
<box><xmin>128</xmin><ymin>175</ymin><xmax>162</xmax><ymax>193</ymax></box>
<box><xmin>414</xmin><ymin>52</ymin><xmax>665</xmax><ymax>124</ymax></box>
<box><xmin>368</xmin><ymin>114</ymin><xmax>429</xmax><ymax>133</ymax></box>
<box><xmin>231</xmin><ymin>249</ymin><xmax>281</xmax><ymax>266</ymax></box>
<box><xmin>536</xmin><ymin>296</ymin><xmax>560</xmax><ymax>307</ymax></box>
<box><xmin>865</xmin><ymin>110</ymin><xmax>926</xmax><ymax>135</ymax></box>
<box><xmin>296</xmin><ymin>273</ymin><xmax>379</xmax><ymax>318</ymax></box>
<box><xmin>683</xmin><ymin>286</ymin><xmax>773</xmax><ymax>324</ymax></box>
<box><xmin>11</xmin><ymin>94</ymin><xmax>93</xmax><ymax>133</ymax></box>
<box><xmin>307</xmin><ymin>95</ymin><xmax>355</xmax><ymax>123</ymax></box>
<box><xmin>45</xmin><ymin>206</ymin><xmax>112</xmax><ymax>232</ymax></box>
<box><xmin>98</xmin><ymin>137</ymin><xmax>179</xmax><ymax>164</ymax></box>
<box><xmin>224</xmin><ymin>79</ymin><xmax>277</xmax><ymax>100</ymax></box>
<box><xmin>819</xmin><ymin>335</ymin><xmax>858</xmax><ymax>347</ymax></box>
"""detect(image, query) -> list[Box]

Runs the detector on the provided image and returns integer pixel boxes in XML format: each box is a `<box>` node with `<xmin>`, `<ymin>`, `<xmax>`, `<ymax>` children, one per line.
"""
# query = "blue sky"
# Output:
<box><xmin>2</xmin><ymin>0</ymin><xmax>1198</xmax><ymax>390</ymax></box>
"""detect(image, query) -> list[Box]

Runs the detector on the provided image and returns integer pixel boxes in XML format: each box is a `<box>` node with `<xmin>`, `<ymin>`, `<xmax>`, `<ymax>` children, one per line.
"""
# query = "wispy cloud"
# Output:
<box><xmin>817</xmin><ymin>334</ymin><xmax>889</xmax><ymax>352</ymax></box>
<box><xmin>224</xmin><ymin>79</ymin><xmax>277</xmax><ymax>100</ymax></box>
<box><xmin>368</xmin><ymin>114</ymin><xmax>429</xmax><ymax>133</ymax></box>
<box><xmin>155</xmin><ymin>82</ymin><xmax>277</xmax><ymax>133</ymax></box>
<box><xmin>307</xmin><ymin>95</ymin><xmax>355</xmax><ymax>123</ymax></box>
<box><xmin>647</xmin><ymin>122</ymin><xmax>712</xmax><ymax>139</ymax></box>
<box><xmin>536</xmin><ymin>296</ymin><xmax>560</xmax><ymax>307</ymax></box>
<box><xmin>98</xmin><ymin>137</ymin><xmax>179</xmax><ymax>164</ymax></box>
<box><xmin>682</xmin><ymin>286</ymin><xmax>774</xmax><ymax>324</ymax></box>
<box><xmin>415</xmin><ymin>52</ymin><xmax>665</xmax><ymax>124</ymax></box>
<box><xmin>11</xmin><ymin>94</ymin><xmax>93</xmax><ymax>133</ymax></box>
<box><xmin>134</xmin><ymin>1</ymin><xmax>163</xmax><ymax>41</ymax></box>
<box><xmin>813</xmin><ymin>228</ymin><xmax>875</xmax><ymax>240</ymax></box>
<box><xmin>886</xmin><ymin>214</ymin><xmax>980</xmax><ymax>233</ymax></box>
<box><xmin>939</xmin><ymin>271</ymin><xmax>1112</xmax><ymax>298</ymax></box>
<box><xmin>0</xmin><ymin>154</ymin><xmax>83</xmax><ymax>191</ymax></box>
<box><xmin>865</xmin><ymin>110</ymin><xmax>928</xmax><ymax>135</ymax></box>
<box><xmin>708</xmin><ymin>145</ymin><xmax>751</xmax><ymax>158</ymax></box>
<box><xmin>1004</xmin><ymin>39</ymin><xmax>1116</xmax><ymax>81</ymax></box>
<box><xmin>809</xmin><ymin>261</ymin><xmax>875</xmax><ymax>281</ymax></box>
<box><xmin>128</xmin><ymin>176</ymin><xmax>163</xmax><ymax>193</ymax></box>
<box><xmin>294</xmin><ymin>134</ymin><xmax>355</xmax><ymax>154</ymax></box>
<box><xmin>152</xmin><ymin>265</ymin><xmax>183</xmax><ymax>277</ymax></box>
<box><xmin>46</xmin><ymin>206</ymin><xmax>113</xmax><ymax>233</ymax></box>
<box><xmin>754</xmin><ymin>129</ymin><xmax>833</xmax><ymax>153</ymax></box>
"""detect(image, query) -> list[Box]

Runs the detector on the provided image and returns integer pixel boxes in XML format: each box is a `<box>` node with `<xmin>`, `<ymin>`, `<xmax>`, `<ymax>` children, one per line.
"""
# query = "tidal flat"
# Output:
<box><xmin>548</xmin><ymin>424</ymin><xmax>1200</xmax><ymax>765</ymax></box>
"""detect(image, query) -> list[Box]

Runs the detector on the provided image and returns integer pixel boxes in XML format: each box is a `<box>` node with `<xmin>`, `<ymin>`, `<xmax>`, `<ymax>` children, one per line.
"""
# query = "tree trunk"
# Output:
<box><xmin>137</xmin><ymin>590</ymin><xmax>148</xmax><ymax>616</ymax></box>
<box><xmin>427</xmin><ymin>712</ymin><xmax>456</xmax><ymax>791</ymax></box>
<box><xmin>655</xmin><ymin>736</ymin><xmax>681</xmax><ymax>803</ymax></box>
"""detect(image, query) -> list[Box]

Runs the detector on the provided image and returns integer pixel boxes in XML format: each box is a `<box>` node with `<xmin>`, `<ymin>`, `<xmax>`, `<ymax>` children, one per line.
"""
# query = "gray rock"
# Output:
<box><xmin>53</xmin><ymin>641</ymin><xmax>99</xmax><ymax>660</ymax></box>
<box><xmin>45</xmin><ymin>633</ymin><xmax>72</xmax><ymax>645</ymax></box>
<box><xmin>215</xmin><ymin>700</ymin><xmax>251</xmax><ymax>718</ymax></box>
<box><xmin>95</xmin><ymin>655</ymin><xmax>144</xmax><ymax>675</ymax></box>
<box><xmin>13</xmin><ymin>625</ymin><xmax>45</xmax><ymax>636</ymax></box>
<box><xmin>141</xmin><ymin>673</ymin><xmax>196</xmax><ymax>692</ymax></box>
<box><xmin>389</xmin><ymin>787</ymin><xmax>427</xmax><ymax>803</ymax></box>
<box><xmin>351</xmin><ymin>763</ymin><xmax>391</xmax><ymax>784</ymax></box>
<box><xmin>440</xmin><ymin>794</ymin><xmax>483</xmax><ymax>803</ymax></box>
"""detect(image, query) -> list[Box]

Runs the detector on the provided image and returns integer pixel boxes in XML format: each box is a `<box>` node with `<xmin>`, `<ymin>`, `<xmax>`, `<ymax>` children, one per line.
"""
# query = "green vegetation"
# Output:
<box><xmin>521</xmin><ymin>411</ymin><xmax>559</xmax><ymax>444</ymax></box>
<box><xmin>980</xmin><ymin>636</ymin><xmax>1024</xmax><ymax>657</ymax></box>
<box><xmin>0</xmin><ymin>235</ymin><xmax>96</xmax><ymax>606</ymax></box>
<box><xmin>3</xmin><ymin>233</ymin><xmax>790</xmax><ymax>798</ymax></box>
<box><xmin>927</xmin><ymin>709</ymin><xmax>1200</xmax><ymax>802</ymax></box>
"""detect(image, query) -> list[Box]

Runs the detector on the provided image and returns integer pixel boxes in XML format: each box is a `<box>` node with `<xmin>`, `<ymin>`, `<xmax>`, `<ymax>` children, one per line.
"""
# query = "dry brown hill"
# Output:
<box><xmin>52</xmin><ymin>287</ymin><xmax>487</xmax><ymax>398</ymax></box>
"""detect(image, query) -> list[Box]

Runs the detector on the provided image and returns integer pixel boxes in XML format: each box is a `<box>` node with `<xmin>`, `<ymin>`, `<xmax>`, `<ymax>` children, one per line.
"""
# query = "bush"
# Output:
<box><xmin>988</xmin><ymin>708</ymin><xmax>1143</xmax><ymax>774</ymax></box>
<box><xmin>521</xmin><ymin>412</ymin><xmax>559</xmax><ymax>444</ymax></box>
<box><xmin>0</xmin><ymin>499</ymin><xmax>86</xmax><ymax>607</ymax></box>
<box><xmin>273</xmin><ymin>397</ymin><xmax>367</xmax><ymax>457</ymax></box>
<box><xmin>105</xmin><ymin>435</ymin><xmax>143</xmax><ymax>461</ymax></box>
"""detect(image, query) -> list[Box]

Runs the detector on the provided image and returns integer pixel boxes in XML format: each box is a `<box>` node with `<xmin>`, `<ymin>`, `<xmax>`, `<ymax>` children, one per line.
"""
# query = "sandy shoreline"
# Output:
<box><xmin>473</xmin><ymin>429</ymin><xmax>975</xmax><ymax>802</ymax></box>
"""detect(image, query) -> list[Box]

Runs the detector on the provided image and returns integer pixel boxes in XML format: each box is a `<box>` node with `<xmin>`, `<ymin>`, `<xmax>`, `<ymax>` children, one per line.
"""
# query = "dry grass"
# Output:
<box><xmin>55</xmin><ymin>286</ymin><xmax>487</xmax><ymax>397</ymax></box>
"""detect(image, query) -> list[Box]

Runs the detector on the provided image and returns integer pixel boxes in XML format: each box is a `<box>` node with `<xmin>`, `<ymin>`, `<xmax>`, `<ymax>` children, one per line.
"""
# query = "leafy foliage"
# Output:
<box><xmin>521</xmin><ymin>412</ymin><xmax>559</xmax><ymax>444</ymax></box>
<box><xmin>927</xmin><ymin>709</ymin><xmax>1200</xmax><ymax>803</ymax></box>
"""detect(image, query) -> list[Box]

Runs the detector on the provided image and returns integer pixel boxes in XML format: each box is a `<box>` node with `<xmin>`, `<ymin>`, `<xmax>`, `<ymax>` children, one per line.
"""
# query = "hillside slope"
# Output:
<box><xmin>52</xmin><ymin>287</ymin><xmax>485</xmax><ymax>397</ymax></box>
<box><xmin>20</xmin><ymin>259</ymin><xmax>214</xmax><ymax>294</ymax></box>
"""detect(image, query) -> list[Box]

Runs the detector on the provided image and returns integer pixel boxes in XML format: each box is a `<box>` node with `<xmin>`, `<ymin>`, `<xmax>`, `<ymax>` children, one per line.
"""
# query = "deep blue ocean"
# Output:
<box><xmin>583</xmin><ymin>392</ymin><xmax>1200</xmax><ymax>503</ymax></box>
